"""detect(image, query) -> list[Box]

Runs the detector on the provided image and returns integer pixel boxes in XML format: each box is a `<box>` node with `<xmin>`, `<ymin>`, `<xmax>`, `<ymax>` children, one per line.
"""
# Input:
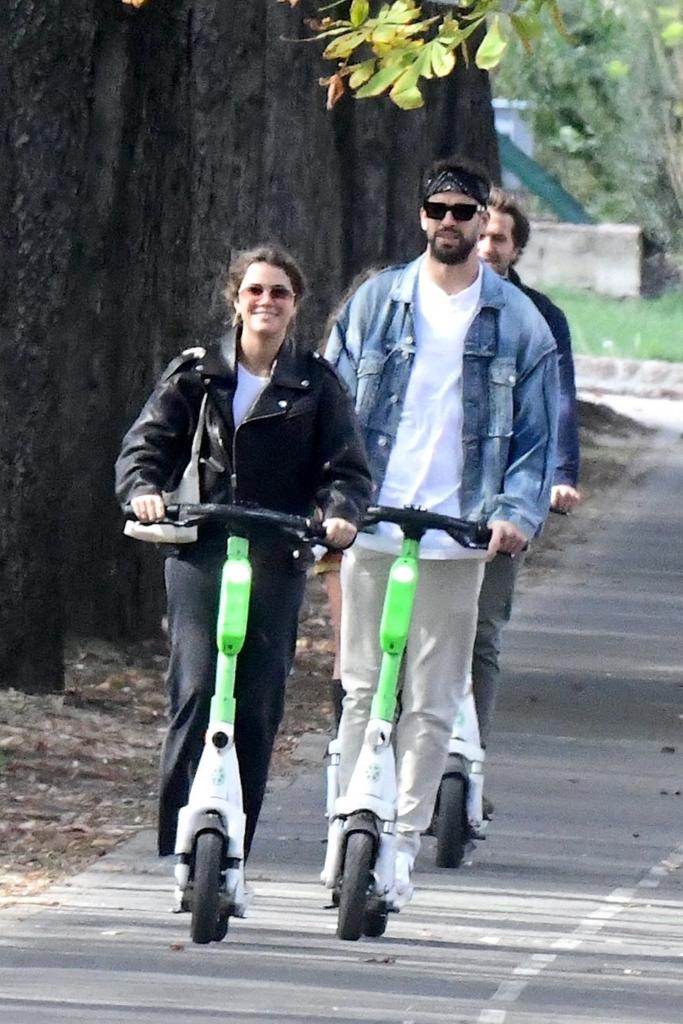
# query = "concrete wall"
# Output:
<box><xmin>517</xmin><ymin>221</ymin><xmax>642</xmax><ymax>298</ymax></box>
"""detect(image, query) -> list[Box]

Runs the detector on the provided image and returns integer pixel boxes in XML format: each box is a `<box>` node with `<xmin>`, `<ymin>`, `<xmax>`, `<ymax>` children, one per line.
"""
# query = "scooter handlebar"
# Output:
<box><xmin>123</xmin><ymin>502</ymin><xmax>328</xmax><ymax>544</ymax></box>
<box><xmin>362</xmin><ymin>505</ymin><xmax>491</xmax><ymax>549</ymax></box>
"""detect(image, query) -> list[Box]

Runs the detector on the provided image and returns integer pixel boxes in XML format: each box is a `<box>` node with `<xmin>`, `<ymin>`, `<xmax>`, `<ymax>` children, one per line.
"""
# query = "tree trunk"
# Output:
<box><xmin>0</xmin><ymin>0</ymin><xmax>97</xmax><ymax>691</ymax></box>
<box><xmin>1</xmin><ymin>0</ymin><xmax>499</xmax><ymax>687</ymax></box>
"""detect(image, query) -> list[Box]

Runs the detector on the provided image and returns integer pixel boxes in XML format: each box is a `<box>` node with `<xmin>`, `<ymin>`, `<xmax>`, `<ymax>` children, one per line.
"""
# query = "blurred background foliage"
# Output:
<box><xmin>492</xmin><ymin>0</ymin><xmax>683</xmax><ymax>255</ymax></box>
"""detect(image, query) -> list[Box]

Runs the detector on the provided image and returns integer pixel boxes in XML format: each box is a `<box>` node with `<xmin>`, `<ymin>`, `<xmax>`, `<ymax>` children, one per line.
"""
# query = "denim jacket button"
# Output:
<box><xmin>508</xmin><ymin>375</ymin><xmax>515</xmax><ymax>384</ymax></box>
<box><xmin>377</xmin><ymin>435</ymin><xmax>388</xmax><ymax>447</ymax></box>
<box><xmin>389</xmin><ymin>394</ymin><xmax>399</xmax><ymax>404</ymax></box>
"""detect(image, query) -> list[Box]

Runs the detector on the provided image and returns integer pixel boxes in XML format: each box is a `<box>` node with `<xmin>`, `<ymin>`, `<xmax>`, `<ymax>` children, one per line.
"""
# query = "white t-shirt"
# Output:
<box><xmin>233</xmin><ymin>364</ymin><xmax>269</xmax><ymax>427</ymax></box>
<box><xmin>357</xmin><ymin>258</ymin><xmax>484</xmax><ymax>559</ymax></box>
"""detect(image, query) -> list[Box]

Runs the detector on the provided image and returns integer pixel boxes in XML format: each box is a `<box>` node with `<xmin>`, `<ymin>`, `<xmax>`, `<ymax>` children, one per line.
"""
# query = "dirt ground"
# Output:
<box><xmin>0</xmin><ymin>402</ymin><xmax>657</xmax><ymax>906</ymax></box>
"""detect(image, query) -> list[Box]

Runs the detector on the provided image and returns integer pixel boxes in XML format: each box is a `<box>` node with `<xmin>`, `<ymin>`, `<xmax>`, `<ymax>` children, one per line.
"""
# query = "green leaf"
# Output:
<box><xmin>355</xmin><ymin>62</ymin><xmax>406</xmax><ymax>97</ymax></box>
<box><xmin>661</xmin><ymin>20</ymin><xmax>683</xmax><ymax>46</ymax></box>
<box><xmin>349</xmin><ymin>0</ymin><xmax>369</xmax><ymax>28</ymax></box>
<box><xmin>429</xmin><ymin>41</ymin><xmax>456</xmax><ymax>78</ymax></box>
<box><xmin>389</xmin><ymin>63</ymin><xmax>421</xmax><ymax>95</ymax></box>
<box><xmin>390</xmin><ymin>80</ymin><xmax>424</xmax><ymax>109</ymax></box>
<box><xmin>348</xmin><ymin>58</ymin><xmax>377</xmax><ymax>88</ymax></box>
<box><xmin>381</xmin><ymin>0</ymin><xmax>423</xmax><ymax>26</ymax></box>
<box><xmin>371</xmin><ymin>17</ymin><xmax>436</xmax><ymax>45</ymax></box>
<box><xmin>323</xmin><ymin>28</ymin><xmax>368</xmax><ymax>59</ymax></box>
<box><xmin>605</xmin><ymin>58</ymin><xmax>630</xmax><ymax>80</ymax></box>
<box><xmin>475</xmin><ymin>15</ymin><xmax>509</xmax><ymax>70</ymax></box>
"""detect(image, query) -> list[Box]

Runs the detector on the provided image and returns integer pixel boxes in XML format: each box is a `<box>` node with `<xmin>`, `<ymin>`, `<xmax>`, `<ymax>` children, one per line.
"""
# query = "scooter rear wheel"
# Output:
<box><xmin>362</xmin><ymin>902</ymin><xmax>388</xmax><ymax>937</ymax></box>
<box><xmin>191</xmin><ymin>830</ymin><xmax>226</xmax><ymax>944</ymax></box>
<box><xmin>435</xmin><ymin>773</ymin><xmax>468</xmax><ymax>869</ymax></box>
<box><xmin>337</xmin><ymin>831</ymin><xmax>374</xmax><ymax>941</ymax></box>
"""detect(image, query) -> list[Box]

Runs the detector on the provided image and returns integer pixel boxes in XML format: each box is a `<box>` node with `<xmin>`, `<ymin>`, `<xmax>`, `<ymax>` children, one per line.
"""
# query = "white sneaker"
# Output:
<box><xmin>233</xmin><ymin>881</ymin><xmax>253</xmax><ymax>919</ymax></box>
<box><xmin>389</xmin><ymin>849</ymin><xmax>415</xmax><ymax>910</ymax></box>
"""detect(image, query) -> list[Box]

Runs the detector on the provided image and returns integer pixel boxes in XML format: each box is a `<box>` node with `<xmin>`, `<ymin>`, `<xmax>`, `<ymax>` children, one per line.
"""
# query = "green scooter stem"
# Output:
<box><xmin>369</xmin><ymin>537</ymin><xmax>420</xmax><ymax>724</ymax></box>
<box><xmin>211</xmin><ymin>535</ymin><xmax>252</xmax><ymax>726</ymax></box>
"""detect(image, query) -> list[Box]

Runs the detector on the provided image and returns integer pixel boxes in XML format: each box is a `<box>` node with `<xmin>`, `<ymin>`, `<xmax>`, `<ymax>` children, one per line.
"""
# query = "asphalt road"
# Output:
<box><xmin>2</xmin><ymin>440</ymin><xmax>682</xmax><ymax>1024</ymax></box>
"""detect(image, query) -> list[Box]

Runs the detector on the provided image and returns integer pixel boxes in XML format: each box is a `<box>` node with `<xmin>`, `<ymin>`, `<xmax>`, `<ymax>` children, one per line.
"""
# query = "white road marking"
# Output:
<box><xmin>477</xmin><ymin>840</ymin><xmax>683</xmax><ymax>1023</ymax></box>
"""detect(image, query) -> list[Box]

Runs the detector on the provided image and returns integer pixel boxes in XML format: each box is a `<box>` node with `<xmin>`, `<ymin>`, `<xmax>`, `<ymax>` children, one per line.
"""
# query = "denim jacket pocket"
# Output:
<box><xmin>356</xmin><ymin>351</ymin><xmax>386</xmax><ymax>425</ymax></box>
<box><xmin>487</xmin><ymin>358</ymin><xmax>516</xmax><ymax>437</ymax></box>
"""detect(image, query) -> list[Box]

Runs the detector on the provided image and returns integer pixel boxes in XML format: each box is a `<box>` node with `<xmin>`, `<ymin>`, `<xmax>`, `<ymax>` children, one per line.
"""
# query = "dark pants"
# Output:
<box><xmin>471</xmin><ymin>550</ymin><xmax>526</xmax><ymax>746</ymax></box>
<box><xmin>158</xmin><ymin>543</ymin><xmax>306</xmax><ymax>857</ymax></box>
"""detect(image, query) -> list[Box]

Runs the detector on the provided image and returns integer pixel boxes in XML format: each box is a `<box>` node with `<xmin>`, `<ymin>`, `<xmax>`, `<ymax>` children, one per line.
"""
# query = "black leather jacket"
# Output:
<box><xmin>115</xmin><ymin>331</ymin><xmax>372</xmax><ymax>551</ymax></box>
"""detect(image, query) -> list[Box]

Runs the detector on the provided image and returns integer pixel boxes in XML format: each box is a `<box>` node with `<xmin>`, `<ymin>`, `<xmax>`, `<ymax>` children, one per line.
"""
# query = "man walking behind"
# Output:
<box><xmin>475</xmin><ymin>188</ymin><xmax>581</xmax><ymax>762</ymax></box>
<box><xmin>325</xmin><ymin>156</ymin><xmax>559</xmax><ymax>902</ymax></box>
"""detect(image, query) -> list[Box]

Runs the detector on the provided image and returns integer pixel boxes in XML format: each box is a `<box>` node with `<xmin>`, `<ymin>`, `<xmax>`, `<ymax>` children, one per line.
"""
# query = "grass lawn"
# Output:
<box><xmin>543</xmin><ymin>287</ymin><xmax>683</xmax><ymax>363</ymax></box>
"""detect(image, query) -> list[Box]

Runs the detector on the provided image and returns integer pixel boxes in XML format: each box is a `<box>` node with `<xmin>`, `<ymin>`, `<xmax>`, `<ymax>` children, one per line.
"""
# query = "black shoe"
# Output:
<box><xmin>329</xmin><ymin>679</ymin><xmax>343</xmax><ymax>730</ymax></box>
<box><xmin>483</xmin><ymin>795</ymin><xmax>495</xmax><ymax>820</ymax></box>
<box><xmin>422</xmin><ymin>810</ymin><xmax>438</xmax><ymax>837</ymax></box>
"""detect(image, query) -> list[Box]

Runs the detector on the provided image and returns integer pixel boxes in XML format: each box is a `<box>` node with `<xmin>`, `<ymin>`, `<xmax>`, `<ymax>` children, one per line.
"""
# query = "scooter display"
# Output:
<box><xmin>321</xmin><ymin>505</ymin><xmax>490</xmax><ymax>941</ymax></box>
<box><xmin>126</xmin><ymin>501</ymin><xmax>324</xmax><ymax>944</ymax></box>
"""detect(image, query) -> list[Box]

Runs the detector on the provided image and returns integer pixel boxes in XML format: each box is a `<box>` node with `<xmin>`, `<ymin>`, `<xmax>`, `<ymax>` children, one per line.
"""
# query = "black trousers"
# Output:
<box><xmin>158</xmin><ymin>543</ymin><xmax>306</xmax><ymax>857</ymax></box>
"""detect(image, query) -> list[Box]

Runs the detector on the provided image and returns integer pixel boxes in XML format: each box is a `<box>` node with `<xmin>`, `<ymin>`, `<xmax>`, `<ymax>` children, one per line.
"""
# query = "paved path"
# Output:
<box><xmin>2</xmin><ymin>441</ymin><xmax>682</xmax><ymax>1024</ymax></box>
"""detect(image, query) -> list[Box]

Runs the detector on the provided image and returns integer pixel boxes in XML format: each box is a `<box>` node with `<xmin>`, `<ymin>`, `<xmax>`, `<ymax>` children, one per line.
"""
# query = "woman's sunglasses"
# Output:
<box><xmin>423</xmin><ymin>200</ymin><xmax>484</xmax><ymax>222</ymax></box>
<box><xmin>239</xmin><ymin>284</ymin><xmax>294</xmax><ymax>301</ymax></box>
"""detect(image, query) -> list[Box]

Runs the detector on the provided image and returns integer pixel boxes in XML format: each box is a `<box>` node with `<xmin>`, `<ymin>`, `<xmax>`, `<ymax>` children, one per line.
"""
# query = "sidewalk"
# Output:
<box><xmin>2</xmin><ymin>428</ymin><xmax>682</xmax><ymax>1024</ymax></box>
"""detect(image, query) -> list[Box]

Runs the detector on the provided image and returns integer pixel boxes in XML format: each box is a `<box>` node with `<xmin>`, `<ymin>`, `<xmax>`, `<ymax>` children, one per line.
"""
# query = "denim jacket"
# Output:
<box><xmin>325</xmin><ymin>258</ymin><xmax>559</xmax><ymax>540</ymax></box>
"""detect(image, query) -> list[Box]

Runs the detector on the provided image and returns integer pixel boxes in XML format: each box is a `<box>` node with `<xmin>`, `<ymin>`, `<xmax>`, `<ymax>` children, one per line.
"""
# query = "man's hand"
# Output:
<box><xmin>551</xmin><ymin>484</ymin><xmax>581</xmax><ymax>513</ymax></box>
<box><xmin>131</xmin><ymin>493</ymin><xmax>166</xmax><ymax>522</ymax></box>
<box><xmin>323</xmin><ymin>517</ymin><xmax>357</xmax><ymax>549</ymax></box>
<box><xmin>486</xmin><ymin>519</ymin><xmax>528</xmax><ymax>562</ymax></box>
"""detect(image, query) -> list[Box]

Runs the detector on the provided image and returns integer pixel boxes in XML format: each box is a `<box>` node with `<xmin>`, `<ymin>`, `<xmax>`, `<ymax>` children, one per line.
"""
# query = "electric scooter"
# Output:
<box><xmin>321</xmin><ymin>505</ymin><xmax>490</xmax><ymax>941</ymax></box>
<box><xmin>432</xmin><ymin>510</ymin><xmax>569</xmax><ymax>868</ymax></box>
<box><xmin>126</xmin><ymin>501</ymin><xmax>324</xmax><ymax>944</ymax></box>
<box><xmin>431</xmin><ymin>681</ymin><xmax>486</xmax><ymax>868</ymax></box>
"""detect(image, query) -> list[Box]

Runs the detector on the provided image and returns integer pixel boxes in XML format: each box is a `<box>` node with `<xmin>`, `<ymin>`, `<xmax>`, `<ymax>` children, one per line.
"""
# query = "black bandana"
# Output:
<box><xmin>423</xmin><ymin>169</ymin><xmax>489</xmax><ymax>207</ymax></box>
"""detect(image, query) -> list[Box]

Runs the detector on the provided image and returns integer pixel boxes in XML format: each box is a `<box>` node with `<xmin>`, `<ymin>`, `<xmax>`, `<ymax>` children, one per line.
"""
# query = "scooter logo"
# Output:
<box><xmin>211</xmin><ymin>767</ymin><xmax>225</xmax><ymax>787</ymax></box>
<box><xmin>365</xmin><ymin>764</ymin><xmax>381</xmax><ymax>783</ymax></box>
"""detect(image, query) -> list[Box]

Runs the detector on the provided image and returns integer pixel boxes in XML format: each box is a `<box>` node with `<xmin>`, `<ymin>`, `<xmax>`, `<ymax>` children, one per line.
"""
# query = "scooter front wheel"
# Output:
<box><xmin>337</xmin><ymin>831</ymin><xmax>374</xmax><ymax>941</ymax></box>
<box><xmin>191</xmin><ymin>830</ymin><xmax>226</xmax><ymax>944</ymax></box>
<box><xmin>435</xmin><ymin>773</ymin><xmax>468</xmax><ymax>869</ymax></box>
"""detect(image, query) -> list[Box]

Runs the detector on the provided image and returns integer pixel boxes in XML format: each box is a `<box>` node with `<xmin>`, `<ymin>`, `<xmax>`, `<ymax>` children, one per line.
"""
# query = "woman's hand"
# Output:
<box><xmin>131</xmin><ymin>493</ymin><xmax>166</xmax><ymax>523</ymax></box>
<box><xmin>323</xmin><ymin>517</ymin><xmax>357</xmax><ymax>550</ymax></box>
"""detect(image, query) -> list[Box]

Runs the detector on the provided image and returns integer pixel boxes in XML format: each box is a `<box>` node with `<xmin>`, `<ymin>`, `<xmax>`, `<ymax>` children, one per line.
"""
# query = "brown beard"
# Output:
<box><xmin>428</xmin><ymin>230</ymin><xmax>477</xmax><ymax>266</ymax></box>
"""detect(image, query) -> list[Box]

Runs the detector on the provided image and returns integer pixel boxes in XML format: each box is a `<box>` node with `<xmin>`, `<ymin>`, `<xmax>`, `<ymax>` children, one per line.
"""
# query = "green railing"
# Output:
<box><xmin>498</xmin><ymin>132</ymin><xmax>595</xmax><ymax>225</ymax></box>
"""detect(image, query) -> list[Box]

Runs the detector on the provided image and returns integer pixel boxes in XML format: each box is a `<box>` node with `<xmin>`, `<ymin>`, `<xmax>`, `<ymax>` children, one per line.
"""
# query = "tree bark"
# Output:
<box><xmin>0</xmin><ymin>0</ymin><xmax>97</xmax><ymax>691</ymax></box>
<box><xmin>1</xmin><ymin>0</ymin><xmax>499</xmax><ymax>687</ymax></box>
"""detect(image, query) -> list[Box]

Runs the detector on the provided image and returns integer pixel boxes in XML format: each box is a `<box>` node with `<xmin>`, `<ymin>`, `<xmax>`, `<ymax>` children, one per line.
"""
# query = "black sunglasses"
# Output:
<box><xmin>423</xmin><ymin>200</ymin><xmax>484</xmax><ymax>222</ymax></box>
<box><xmin>239</xmin><ymin>283</ymin><xmax>294</xmax><ymax>301</ymax></box>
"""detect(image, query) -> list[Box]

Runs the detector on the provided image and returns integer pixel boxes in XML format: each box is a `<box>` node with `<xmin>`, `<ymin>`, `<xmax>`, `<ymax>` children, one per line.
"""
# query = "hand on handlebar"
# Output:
<box><xmin>131</xmin><ymin>493</ymin><xmax>166</xmax><ymax>523</ymax></box>
<box><xmin>323</xmin><ymin>517</ymin><xmax>357</xmax><ymax>549</ymax></box>
<box><xmin>486</xmin><ymin>519</ymin><xmax>528</xmax><ymax>562</ymax></box>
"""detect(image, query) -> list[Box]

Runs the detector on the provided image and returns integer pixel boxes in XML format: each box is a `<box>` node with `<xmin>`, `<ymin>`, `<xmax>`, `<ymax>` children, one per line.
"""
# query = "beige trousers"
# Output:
<box><xmin>339</xmin><ymin>546</ymin><xmax>485</xmax><ymax>860</ymax></box>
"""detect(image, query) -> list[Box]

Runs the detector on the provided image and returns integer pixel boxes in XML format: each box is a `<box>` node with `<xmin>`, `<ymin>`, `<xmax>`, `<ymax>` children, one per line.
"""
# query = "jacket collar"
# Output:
<box><xmin>196</xmin><ymin>328</ymin><xmax>312</xmax><ymax>390</ymax></box>
<box><xmin>478</xmin><ymin>261</ymin><xmax>506</xmax><ymax>310</ymax></box>
<box><xmin>389</xmin><ymin>255</ymin><xmax>506</xmax><ymax>311</ymax></box>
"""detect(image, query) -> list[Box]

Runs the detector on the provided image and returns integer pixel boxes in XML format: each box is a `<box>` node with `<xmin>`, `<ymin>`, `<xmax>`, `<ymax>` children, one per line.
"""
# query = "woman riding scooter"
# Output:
<box><xmin>116</xmin><ymin>244</ymin><xmax>371</xmax><ymax>863</ymax></box>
